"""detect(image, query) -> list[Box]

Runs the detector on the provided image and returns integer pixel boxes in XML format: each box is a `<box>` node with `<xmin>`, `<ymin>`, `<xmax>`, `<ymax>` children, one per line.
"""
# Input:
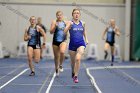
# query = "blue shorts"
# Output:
<box><xmin>69</xmin><ymin>42</ymin><xmax>86</xmax><ymax>51</ymax></box>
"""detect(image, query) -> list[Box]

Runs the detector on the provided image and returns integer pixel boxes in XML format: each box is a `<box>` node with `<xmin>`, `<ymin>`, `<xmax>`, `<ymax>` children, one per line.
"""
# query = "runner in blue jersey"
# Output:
<box><xmin>64</xmin><ymin>8</ymin><xmax>88</xmax><ymax>83</ymax></box>
<box><xmin>50</xmin><ymin>11</ymin><xmax>68</xmax><ymax>76</ymax></box>
<box><xmin>102</xmin><ymin>19</ymin><xmax>120</xmax><ymax>66</ymax></box>
<box><xmin>24</xmin><ymin>16</ymin><xmax>46</xmax><ymax>76</ymax></box>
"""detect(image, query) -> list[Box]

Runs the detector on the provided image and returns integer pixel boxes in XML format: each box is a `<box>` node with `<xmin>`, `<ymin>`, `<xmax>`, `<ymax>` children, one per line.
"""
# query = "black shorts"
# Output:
<box><xmin>28</xmin><ymin>44</ymin><xmax>41</xmax><ymax>49</ymax></box>
<box><xmin>106</xmin><ymin>41</ymin><xmax>114</xmax><ymax>46</ymax></box>
<box><xmin>52</xmin><ymin>41</ymin><xmax>63</xmax><ymax>47</ymax></box>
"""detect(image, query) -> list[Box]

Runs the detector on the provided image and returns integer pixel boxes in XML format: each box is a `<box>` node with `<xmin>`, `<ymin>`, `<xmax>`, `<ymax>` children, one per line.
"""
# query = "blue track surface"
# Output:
<box><xmin>0</xmin><ymin>58</ymin><xmax>140</xmax><ymax>93</ymax></box>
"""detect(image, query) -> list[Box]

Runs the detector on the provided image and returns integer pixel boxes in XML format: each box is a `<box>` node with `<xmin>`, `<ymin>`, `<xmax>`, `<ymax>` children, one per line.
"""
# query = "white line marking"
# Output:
<box><xmin>88</xmin><ymin>65</ymin><xmax>140</xmax><ymax>70</ymax></box>
<box><xmin>86</xmin><ymin>65</ymin><xmax>140</xmax><ymax>93</ymax></box>
<box><xmin>45</xmin><ymin>72</ymin><xmax>56</xmax><ymax>93</ymax></box>
<box><xmin>83</xmin><ymin>62</ymin><xmax>102</xmax><ymax>93</ymax></box>
<box><xmin>38</xmin><ymin>69</ymin><xmax>53</xmax><ymax>93</ymax></box>
<box><xmin>11</xmin><ymin>84</ymin><xmax>92</xmax><ymax>87</ymax></box>
<box><xmin>0</xmin><ymin>68</ymin><xmax>29</xmax><ymax>90</ymax></box>
<box><xmin>11</xmin><ymin>83</ymin><xmax>42</xmax><ymax>86</ymax></box>
<box><xmin>86</xmin><ymin>68</ymin><xmax>102</xmax><ymax>93</ymax></box>
<box><xmin>0</xmin><ymin>66</ymin><xmax>22</xmax><ymax>68</ymax></box>
<box><xmin>117</xmin><ymin>69</ymin><xmax>140</xmax><ymax>85</ymax></box>
<box><xmin>51</xmin><ymin>85</ymin><xmax>93</xmax><ymax>87</ymax></box>
<box><xmin>0</xmin><ymin>66</ymin><xmax>53</xmax><ymax>69</ymax></box>
<box><xmin>0</xmin><ymin>64</ymin><xmax>26</xmax><ymax>80</ymax></box>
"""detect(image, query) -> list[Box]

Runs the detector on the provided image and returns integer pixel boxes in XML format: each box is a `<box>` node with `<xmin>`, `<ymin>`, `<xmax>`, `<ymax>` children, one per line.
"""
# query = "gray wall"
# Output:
<box><xmin>0</xmin><ymin>3</ymin><xmax>125</xmax><ymax>60</ymax></box>
<box><xmin>2</xmin><ymin>0</ymin><xmax>124</xmax><ymax>4</ymax></box>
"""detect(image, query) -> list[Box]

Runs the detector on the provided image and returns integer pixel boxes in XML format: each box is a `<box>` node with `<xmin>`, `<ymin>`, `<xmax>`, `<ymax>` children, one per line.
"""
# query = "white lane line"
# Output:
<box><xmin>86</xmin><ymin>65</ymin><xmax>140</xmax><ymax>93</ymax></box>
<box><xmin>11</xmin><ymin>84</ymin><xmax>92</xmax><ymax>87</ymax></box>
<box><xmin>0</xmin><ymin>68</ymin><xmax>29</xmax><ymax>90</ymax></box>
<box><xmin>86</xmin><ymin>68</ymin><xmax>102</xmax><ymax>93</ymax></box>
<box><xmin>117</xmin><ymin>69</ymin><xmax>140</xmax><ymax>85</ymax></box>
<box><xmin>83</xmin><ymin>62</ymin><xmax>102</xmax><ymax>93</ymax></box>
<box><xmin>0</xmin><ymin>66</ymin><xmax>53</xmax><ymax>69</ymax></box>
<box><xmin>11</xmin><ymin>83</ymin><xmax>42</xmax><ymax>86</ymax></box>
<box><xmin>50</xmin><ymin>85</ymin><xmax>93</xmax><ymax>87</ymax></box>
<box><xmin>0</xmin><ymin>66</ymin><xmax>22</xmax><ymax>68</ymax></box>
<box><xmin>38</xmin><ymin>69</ymin><xmax>53</xmax><ymax>93</ymax></box>
<box><xmin>88</xmin><ymin>66</ymin><xmax>140</xmax><ymax>70</ymax></box>
<box><xmin>45</xmin><ymin>72</ymin><xmax>56</xmax><ymax>93</ymax></box>
<box><xmin>0</xmin><ymin>64</ymin><xmax>26</xmax><ymax>80</ymax></box>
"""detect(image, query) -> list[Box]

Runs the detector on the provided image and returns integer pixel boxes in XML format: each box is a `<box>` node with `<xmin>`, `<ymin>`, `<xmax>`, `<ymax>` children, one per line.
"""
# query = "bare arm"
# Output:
<box><xmin>82</xmin><ymin>22</ymin><xmax>89</xmax><ymax>45</ymax></box>
<box><xmin>64</xmin><ymin>21</ymin><xmax>71</xmax><ymax>34</ymax></box>
<box><xmin>50</xmin><ymin>20</ymin><xmax>56</xmax><ymax>34</ymax></box>
<box><xmin>115</xmin><ymin>26</ymin><xmax>120</xmax><ymax>36</ymax></box>
<box><xmin>24</xmin><ymin>28</ymin><xmax>30</xmax><ymax>41</ymax></box>
<box><xmin>102</xmin><ymin>27</ymin><xmax>108</xmax><ymax>40</ymax></box>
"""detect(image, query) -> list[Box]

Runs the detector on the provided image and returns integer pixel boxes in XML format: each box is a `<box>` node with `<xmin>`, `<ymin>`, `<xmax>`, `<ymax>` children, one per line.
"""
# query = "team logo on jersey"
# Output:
<box><xmin>73</xmin><ymin>27</ymin><xmax>84</xmax><ymax>31</ymax></box>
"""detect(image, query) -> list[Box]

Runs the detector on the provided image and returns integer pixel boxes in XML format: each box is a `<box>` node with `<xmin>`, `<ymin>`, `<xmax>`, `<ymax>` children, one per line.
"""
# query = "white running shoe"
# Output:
<box><xmin>59</xmin><ymin>65</ymin><xmax>64</xmax><ymax>72</ymax></box>
<box><xmin>56</xmin><ymin>69</ymin><xmax>59</xmax><ymax>77</ymax></box>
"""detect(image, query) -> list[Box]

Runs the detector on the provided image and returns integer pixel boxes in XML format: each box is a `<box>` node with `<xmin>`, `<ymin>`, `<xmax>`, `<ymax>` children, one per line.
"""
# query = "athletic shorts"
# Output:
<box><xmin>52</xmin><ymin>40</ymin><xmax>63</xmax><ymax>47</ymax></box>
<box><xmin>69</xmin><ymin>42</ymin><xmax>86</xmax><ymax>51</ymax></box>
<box><xmin>28</xmin><ymin>44</ymin><xmax>41</xmax><ymax>49</ymax></box>
<box><xmin>106</xmin><ymin>41</ymin><xmax>114</xmax><ymax>46</ymax></box>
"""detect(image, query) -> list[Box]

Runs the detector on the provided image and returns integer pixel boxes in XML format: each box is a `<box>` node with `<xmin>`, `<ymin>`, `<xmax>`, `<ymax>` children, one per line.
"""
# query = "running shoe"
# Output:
<box><xmin>59</xmin><ymin>65</ymin><xmax>63</xmax><ymax>72</ymax></box>
<box><xmin>111</xmin><ymin>62</ymin><xmax>113</xmax><ymax>66</ymax></box>
<box><xmin>29</xmin><ymin>71</ymin><xmax>35</xmax><ymax>76</ymax></box>
<box><xmin>56</xmin><ymin>69</ymin><xmax>59</xmax><ymax>77</ymax></box>
<box><xmin>73</xmin><ymin>76</ymin><xmax>79</xmax><ymax>83</ymax></box>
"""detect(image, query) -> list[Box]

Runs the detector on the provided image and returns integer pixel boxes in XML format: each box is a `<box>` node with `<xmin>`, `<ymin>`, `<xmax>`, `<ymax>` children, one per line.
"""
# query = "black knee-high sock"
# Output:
<box><xmin>112</xmin><ymin>55</ymin><xmax>114</xmax><ymax>62</ymax></box>
<box><xmin>71</xmin><ymin>64</ymin><xmax>74</xmax><ymax>73</ymax></box>
<box><xmin>104</xmin><ymin>51</ymin><xmax>108</xmax><ymax>59</ymax></box>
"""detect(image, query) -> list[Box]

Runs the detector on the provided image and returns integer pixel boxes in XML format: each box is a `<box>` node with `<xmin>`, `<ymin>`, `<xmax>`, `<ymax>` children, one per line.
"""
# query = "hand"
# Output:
<box><xmin>27</xmin><ymin>35</ymin><xmax>31</xmax><ymax>40</ymax></box>
<box><xmin>42</xmin><ymin>45</ymin><xmax>46</xmax><ymax>49</ymax></box>
<box><xmin>42</xmin><ymin>43</ymin><xmax>46</xmax><ymax>49</ymax></box>
<box><xmin>55</xmin><ymin>22</ymin><xmax>58</xmax><ymax>27</ymax></box>
<box><xmin>86</xmin><ymin>40</ymin><xmax>89</xmax><ymax>45</ymax></box>
<box><xmin>70</xmin><ymin>21</ymin><xmax>73</xmax><ymax>25</ymax></box>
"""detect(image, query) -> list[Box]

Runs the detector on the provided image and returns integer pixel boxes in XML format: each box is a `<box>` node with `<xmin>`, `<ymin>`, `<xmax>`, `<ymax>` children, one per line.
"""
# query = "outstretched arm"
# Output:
<box><xmin>24</xmin><ymin>28</ymin><xmax>30</xmax><ymax>41</ymax></box>
<box><xmin>115</xmin><ymin>26</ymin><xmax>120</xmax><ymax>36</ymax></box>
<box><xmin>64</xmin><ymin>21</ymin><xmax>71</xmax><ymax>34</ymax></box>
<box><xmin>50</xmin><ymin>20</ymin><xmax>57</xmax><ymax>34</ymax></box>
<box><xmin>83</xmin><ymin>22</ymin><xmax>89</xmax><ymax>45</ymax></box>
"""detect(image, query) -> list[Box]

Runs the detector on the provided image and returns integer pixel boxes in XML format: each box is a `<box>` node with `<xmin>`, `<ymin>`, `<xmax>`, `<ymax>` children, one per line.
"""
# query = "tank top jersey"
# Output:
<box><xmin>53</xmin><ymin>21</ymin><xmax>66</xmax><ymax>42</ymax></box>
<box><xmin>27</xmin><ymin>26</ymin><xmax>41</xmax><ymax>46</ymax></box>
<box><xmin>106</xmin><ymin>26</ymin><xmax>115</xmax><ymax>43</ymax></box>
<box><xmin>69</xmin><ymin>20</ymin><xmax>85</xmax><ymax>45</ymax></box>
